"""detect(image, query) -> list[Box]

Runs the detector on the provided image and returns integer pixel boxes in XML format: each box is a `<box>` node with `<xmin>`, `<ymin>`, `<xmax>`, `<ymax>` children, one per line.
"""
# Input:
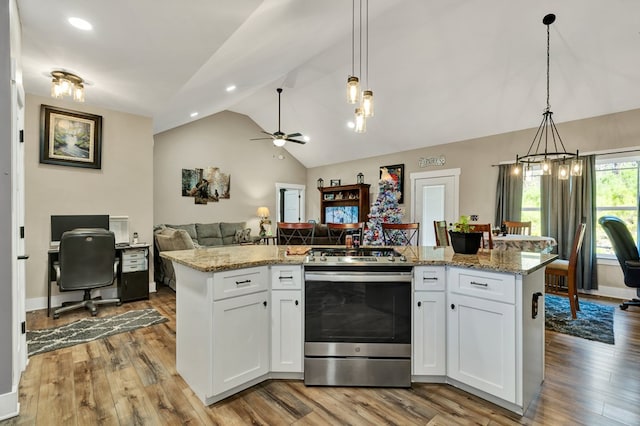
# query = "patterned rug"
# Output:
<box><xmin>545</xmin><ymin>294</ymin><xmax>615</xmax><ymax>345</ymax></box>
<box><xmin>27</xmin><ymin>308</ymin><xmax>168</xmax><ymax>356</ymax></box>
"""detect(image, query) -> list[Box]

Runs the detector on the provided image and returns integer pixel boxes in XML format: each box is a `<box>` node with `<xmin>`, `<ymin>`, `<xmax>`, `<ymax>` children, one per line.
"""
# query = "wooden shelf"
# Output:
<box><xmin>318</xmin><ymin>183</ymin><xmax>370</xmax><ymax>223</ymax></box>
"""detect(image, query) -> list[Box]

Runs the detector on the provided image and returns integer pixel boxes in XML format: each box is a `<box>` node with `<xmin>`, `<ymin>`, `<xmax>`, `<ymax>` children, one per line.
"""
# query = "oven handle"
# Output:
<box><xmin>305</xmin><ymin>272</ymin><xmax>412</xmax><ymax>282</ymax></box>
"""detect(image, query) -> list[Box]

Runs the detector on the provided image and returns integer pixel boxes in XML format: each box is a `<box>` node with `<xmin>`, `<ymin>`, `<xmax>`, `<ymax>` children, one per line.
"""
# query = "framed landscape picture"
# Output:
<box><xmin>380</xmin><ymin>163</ymin><xmax>404</xmax><ymax>204</ymax></box>
<box><xmin>40</xmin><ymin>105</ymin><xmax>103</xmax><ymax>169</ymax></box>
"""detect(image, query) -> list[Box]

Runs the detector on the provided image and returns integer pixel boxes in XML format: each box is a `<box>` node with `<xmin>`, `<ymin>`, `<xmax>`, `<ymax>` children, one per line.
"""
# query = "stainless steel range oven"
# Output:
<box><xmin>304</xmin><ymin>247</ymin><xmax>412</xmax><ymax>387</ymax></box>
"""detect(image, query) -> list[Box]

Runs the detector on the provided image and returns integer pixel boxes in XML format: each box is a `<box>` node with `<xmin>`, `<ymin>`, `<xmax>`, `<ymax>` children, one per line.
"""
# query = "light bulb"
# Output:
<box><xmin>362</xmin><ymin>90</ymin><xmax>374</xmax><ymax>117</ymax></box>
<box><xmin>354</xmin><ymin>108</ymin><xmax>366</xmax><ymax>133</ymax></box>
<box><xmin>347</xmin><ymin>76</ymin><xmax>360</xmax><ymax>104</ymax></box>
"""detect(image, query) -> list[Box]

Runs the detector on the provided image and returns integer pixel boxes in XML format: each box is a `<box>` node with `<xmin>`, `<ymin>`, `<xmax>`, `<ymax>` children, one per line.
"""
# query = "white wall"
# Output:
<box><xmin>307</xmin><ymin>107</ymin><xmax>640</xmax><ymax>295</ymax></box>
<box><xmin>24</xmin><ymin>95</ymin><xmax>154</xmax><ymax>307</ymax></box>
<box><xmin>153</xmin><ymin>110</ymin><xmax>307</xmax><ymax>231</ymax></box>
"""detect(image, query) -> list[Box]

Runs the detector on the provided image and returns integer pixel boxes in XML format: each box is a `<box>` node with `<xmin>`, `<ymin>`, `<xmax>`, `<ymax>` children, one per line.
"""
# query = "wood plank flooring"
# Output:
<box><xmin>3</xmin><ymin>287</ymin><xmax>640</xmax><ymax>425</ymax></box>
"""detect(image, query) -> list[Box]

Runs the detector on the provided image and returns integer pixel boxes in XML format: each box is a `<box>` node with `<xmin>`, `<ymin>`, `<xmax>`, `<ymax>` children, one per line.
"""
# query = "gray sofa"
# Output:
<box><xmin>154</xmin><ymin>222</ymin><xmax>253</xmax><ymax>289</ymax></box>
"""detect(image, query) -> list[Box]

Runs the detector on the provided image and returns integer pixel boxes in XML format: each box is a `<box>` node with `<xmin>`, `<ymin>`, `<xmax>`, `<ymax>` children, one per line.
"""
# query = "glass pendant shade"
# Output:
<box><xmin>354</xmin><ymin>107</ymin><xmax>366</xmax><ymax>133</ymax></box>
<box><xmin>362</xmin><ymin>90</ymin><xmax>374</xmax><ymax>117</ymax></box>
<box><xmin>558</xmin><ymin>164</ymin><xmax>570</xmax><ymax>180</ymax></box>
<box><xmin>540</xmin><ymin>159</ymin><xmax>552</xmax><ymax>175</ymax></box>
<box><xmin>512</xmin><ymin>164</ymin><xmax>521</xmax><ymax>176</ymax></box>
<box><xmin>570</xmin><ymin>159</ymin><xmax>583</xmax><ymax>176</ymax></box>
<box><xmin>50</xmin><ymin>71</ymin><xmax>85</xmax><ymax>102</ymax></box>
<box><xmin>347</xmin><ymin>76</ymin><xmax>360</xmax><ymax>104</ymax></box>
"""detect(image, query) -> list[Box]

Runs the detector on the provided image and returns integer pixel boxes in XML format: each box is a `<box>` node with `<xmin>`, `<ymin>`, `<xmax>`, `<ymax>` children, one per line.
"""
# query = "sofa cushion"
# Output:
<box><xmin>196</xmin><ymin>222</ymin><xmax>223</xmax><ymax>246</ymax></box>
<box><xmin>220</xmin><ymin>222</ymin><xmax>246</xmax><ymax>245</ymax></box>
<box><xmin>155</xmin><ymin>228</ymin><xmax>195</xmax><ymax>251</ymax></box>
<box><xmin>165</xmin><ymin>223</ymin><xmax>197</xmax><ymax>242</ymax></box>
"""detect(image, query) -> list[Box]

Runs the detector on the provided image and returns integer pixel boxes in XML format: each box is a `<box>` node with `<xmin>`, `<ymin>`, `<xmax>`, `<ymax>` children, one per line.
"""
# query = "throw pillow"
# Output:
<box><xmin>233</xmin><ymin>228</ymin><xmax>252</xmax><ymax>244</ymax></box>
<box><xmin>233</xmin><ymin>229</ymin><xmax>243</xmax><ymax>244</ymax></box>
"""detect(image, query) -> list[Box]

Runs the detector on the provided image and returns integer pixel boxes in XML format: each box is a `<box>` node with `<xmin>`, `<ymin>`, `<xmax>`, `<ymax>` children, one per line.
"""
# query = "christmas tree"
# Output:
<box><xmin>364</xmin><ymin>168</ymin><xmax>404</xmax><ymax>245</ymax></box>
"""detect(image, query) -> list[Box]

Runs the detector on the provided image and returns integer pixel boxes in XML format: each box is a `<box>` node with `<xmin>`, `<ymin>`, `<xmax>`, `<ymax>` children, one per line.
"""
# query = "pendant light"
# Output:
<box><xmin>514</xmin><ymin>13</ymin><xmax>582</xmax><ymax>180</ymax></box>
<box><xmin>361</xmin><ymin>0</ymin><xmax>374</xmax><ymax>117</ymax></box>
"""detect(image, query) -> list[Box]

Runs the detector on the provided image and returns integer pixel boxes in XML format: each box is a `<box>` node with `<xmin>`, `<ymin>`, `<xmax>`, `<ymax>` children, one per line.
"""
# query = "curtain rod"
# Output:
<box><xmin>491</xmin><ymin>147</ymin><xmax>640</xmax><ymax>167</ymax></box>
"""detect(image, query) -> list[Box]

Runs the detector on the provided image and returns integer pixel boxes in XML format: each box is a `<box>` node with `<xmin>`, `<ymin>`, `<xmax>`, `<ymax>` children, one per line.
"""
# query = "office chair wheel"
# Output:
<box><xmin>620</xmin><ymin>303</ymin><xmax>629</xmax><ymax>310</ymax></box>
<box><xmin>53</xmin><ymin>313</ymin><xmax>60</xmax><ymax>319</ymax></box>
<box><xmin>91</xmin><ymin>310</ymin><xmax>97</xmax><ymax>316</ymax></box>
<box><xmin>116</xmin><ymin>301</ymin><xmax>122</xmax><ymax>306</ymax></box>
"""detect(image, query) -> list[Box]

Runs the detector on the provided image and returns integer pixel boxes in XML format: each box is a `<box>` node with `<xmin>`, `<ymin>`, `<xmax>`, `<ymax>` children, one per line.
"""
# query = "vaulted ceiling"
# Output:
<box><xmin>16</xmin><ymin>0</ymin><xmax>640</xmax><ymax>168</ymax></box>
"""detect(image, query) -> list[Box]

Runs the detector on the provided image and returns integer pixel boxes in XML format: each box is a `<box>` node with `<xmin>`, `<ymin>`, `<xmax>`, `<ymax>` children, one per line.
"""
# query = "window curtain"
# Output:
<box><xmin>541</xmin><ymin>155</ymin><xmax>597</xmax><ymax>290</ymax></box>
<box><xmin>495</xmin><ymin>164</ymin><xmax>523</xmax><ymax>227</ymax></box>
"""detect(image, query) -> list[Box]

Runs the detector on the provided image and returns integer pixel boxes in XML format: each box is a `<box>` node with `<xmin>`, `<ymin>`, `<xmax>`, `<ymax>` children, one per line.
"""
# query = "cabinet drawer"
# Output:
<box><xmin>448</xmin><ymin>267</ymin><xmax>515</xmax><ymax>304</ymax></box>
<box><xmin>414</xmin><ymin>266</ymin><xmax>445</xmax><ymax>291</ymax></box>
<box><xmin>213</xmin><ymin>266</ymin><xmax>268</xmax><ymax>301</ymax></box>
<box><xmin>122</xmin><ymin>249</ymin><xmax>148</xmax><ymax>261</ymax></box>
<box><xmin>122</xmin><ymin>258</ymin><xmax>148</xmax><ymax>273</ymax></box>
<box><xmin>271</xmin><ymin>265</ymin><xmax>303</xmax><ymax>290</ymax></box>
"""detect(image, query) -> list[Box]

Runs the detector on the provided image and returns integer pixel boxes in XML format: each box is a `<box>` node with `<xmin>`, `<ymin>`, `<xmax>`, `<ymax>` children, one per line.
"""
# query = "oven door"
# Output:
<box><xmin>304</xmin><ymin>265</ymin><xmax>412</xmax><ymax>387</ymax></box>
<box><xmin>304</xmin><ymin>267</ymin><xmax>412</xmax><ymax>345</ymax></box>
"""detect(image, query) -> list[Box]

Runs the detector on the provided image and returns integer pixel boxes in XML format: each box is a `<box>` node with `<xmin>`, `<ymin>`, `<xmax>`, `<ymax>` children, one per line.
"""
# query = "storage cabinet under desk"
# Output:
<box><xmin>118</xmin><ymin>247</ymin><xmax>149</xmax><ymax>302</ymax></box>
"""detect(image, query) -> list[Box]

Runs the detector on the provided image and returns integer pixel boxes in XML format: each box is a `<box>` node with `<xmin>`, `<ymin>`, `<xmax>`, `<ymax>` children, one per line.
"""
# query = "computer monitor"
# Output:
<box><xmin>50</xmin><ymin>215</ymin><xmax>110</xmax><ymax>243</ymax></box>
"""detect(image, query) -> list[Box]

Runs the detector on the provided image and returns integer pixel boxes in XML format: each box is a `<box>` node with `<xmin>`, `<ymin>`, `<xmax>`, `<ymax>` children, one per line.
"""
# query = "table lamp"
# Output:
<box><xmin>257</xmin><ymin>207</ymin><xmax>271</xmax><ymax>236</ymax></box>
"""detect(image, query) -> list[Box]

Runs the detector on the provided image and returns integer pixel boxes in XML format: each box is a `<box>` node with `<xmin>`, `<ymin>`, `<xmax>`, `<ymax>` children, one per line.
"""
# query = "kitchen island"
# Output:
<box><xmin>161</xmin><ymin>245</ymin><xmax>556</xmax><ymax>414</ymax></box>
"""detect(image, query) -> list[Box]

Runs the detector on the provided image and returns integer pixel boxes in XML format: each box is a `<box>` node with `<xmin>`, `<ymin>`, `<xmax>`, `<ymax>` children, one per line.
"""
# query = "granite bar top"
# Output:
<box><xmin>160</xmin><ymin>245</ymin><xmax>557</xmax><ymax>275</ymax></box>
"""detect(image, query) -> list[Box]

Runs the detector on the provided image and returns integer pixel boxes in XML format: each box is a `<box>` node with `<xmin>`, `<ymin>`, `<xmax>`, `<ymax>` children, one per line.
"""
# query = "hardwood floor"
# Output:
<box><xmin>3</xmin><ymin>287</ymin><xmax>640</xmax><ymax>425</ymax></box>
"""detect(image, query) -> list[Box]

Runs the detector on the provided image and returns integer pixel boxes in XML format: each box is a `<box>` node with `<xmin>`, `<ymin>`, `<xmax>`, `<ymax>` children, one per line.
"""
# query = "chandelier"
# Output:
<box><xmin>50</xmin><ymin>70</ymin><xmax>85</xmax><ymax>102</ymax></box>
<box><xmin>346</xmin><ymin>0</ymin><xmax>374</xmax><ymax>133</ymax></box>
<box><xmin>514</xmin><ymin>14</ymin><xmax>582</xmax><ymax>180</ymax></box>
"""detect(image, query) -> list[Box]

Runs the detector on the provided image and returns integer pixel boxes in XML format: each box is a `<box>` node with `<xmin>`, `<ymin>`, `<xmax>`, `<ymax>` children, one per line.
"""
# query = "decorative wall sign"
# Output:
<box><xmin>39</xmin><ymin>105</ymin><xmax>103</xmax><ymax>169</ymax></box>
<box><xmin>380</xmin><ymin>163</ymin><xmax>404</xmax><ymax>204</ymax></box>
<box><xmin>418</xmin><ymin>155</ymin><xmax>446</xmax><ymax>168</ymax></box>
<box><xmin>181</xmin><ymin>166</ymin><xmax>231</xmax><ymax>205</ymax></box>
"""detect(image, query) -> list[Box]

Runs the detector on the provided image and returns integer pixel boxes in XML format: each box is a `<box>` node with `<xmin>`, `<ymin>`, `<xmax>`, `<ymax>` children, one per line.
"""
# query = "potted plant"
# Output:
<box><xmin>448</xmin><ymin>215</ymin><xmax>483</xmax><ymax>254</ymax></box>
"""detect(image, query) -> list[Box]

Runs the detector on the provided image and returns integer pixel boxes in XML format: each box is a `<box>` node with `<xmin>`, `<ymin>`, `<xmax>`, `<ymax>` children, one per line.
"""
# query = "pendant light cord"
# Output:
<box><xmin>359</xmin><ymin>0</ymin><xmax>363</xmax><ymax>81</ymax></box>
<box><xmin>365</xmin><ymin>0</ymin><xmax>369</xmax><ymax>88</ymax></box>
<box><xmin>546</xmin><ymin>22</ymin><xmax>551</xmax><ymax>111</ymax></box>
<box><xmin>351</xmin><ymin>0</ymin><xmax>355</xmax><ymax>76</ymax></box>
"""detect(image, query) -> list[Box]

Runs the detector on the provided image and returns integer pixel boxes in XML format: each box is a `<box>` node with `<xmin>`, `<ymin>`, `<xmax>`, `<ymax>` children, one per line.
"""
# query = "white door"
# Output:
<box><xmin>275</xmin><ymin>183</ymin><xmax>306</xmax><ymax>223</ymax></box>
<box><xmin>11</xmin><ymin>58</ymin><xmax>27</xmax><ymax>377</ymax></box>
<box><xmin>411</xmin><ymin>169</ymin><xmax>460</xmax><ymax>246</ymax></box>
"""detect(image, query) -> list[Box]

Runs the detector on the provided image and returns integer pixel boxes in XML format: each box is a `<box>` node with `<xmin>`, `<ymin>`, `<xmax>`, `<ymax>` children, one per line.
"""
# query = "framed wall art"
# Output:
<box><xmin>330</xmin><ymin>179</ymin><xmax>341</xmax><ymax>186</ymax></box>
<box><xmin>380</xmin><ymin>163</ymin><xmax>404</xmax><ymax>204</ymax></box>
<box><xmin>39</xmin><ymin>105</ymin><xmax>103</xmax><ymax>169</ymax></box>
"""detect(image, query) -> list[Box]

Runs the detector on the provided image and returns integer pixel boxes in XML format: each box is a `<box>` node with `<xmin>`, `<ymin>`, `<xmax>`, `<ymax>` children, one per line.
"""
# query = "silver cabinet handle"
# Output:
<box><xmin>470</xmin><ymin>281</ymin><xmax>488</xmax><ymax>287</ymax></box>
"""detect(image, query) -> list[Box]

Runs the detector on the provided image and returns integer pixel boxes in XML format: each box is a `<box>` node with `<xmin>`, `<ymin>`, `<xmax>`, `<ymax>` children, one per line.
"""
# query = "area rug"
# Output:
<box><xmin>27</xmin><ymin>308</ymin><xmax>168</xmax><ymax>356</ymax></box>
<box><xmin>545</xmin><ymin>294</ymin><xmax>615</xmax><ymax>345</ymax></box>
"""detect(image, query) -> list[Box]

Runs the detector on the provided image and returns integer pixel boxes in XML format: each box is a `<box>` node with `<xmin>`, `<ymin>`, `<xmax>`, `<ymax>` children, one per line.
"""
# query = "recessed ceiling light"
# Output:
<box><xmin>347</xmin><ymin>121</ymin><xmax>355</xmax><ymax>129</ymax></box>
<box><xmin>190</xmin><ymin>112</ymin><xmax>198</xmax><ymax>118</ymax></box>
<box><xmin>68</xmin><ymin>17</ymin><xmax>93</xmax><ymax>31</ymax></box>
<box><xmin>226</xmin><ymin>85</ymin><xmax>236</xmax><ymax>92</ymax></box>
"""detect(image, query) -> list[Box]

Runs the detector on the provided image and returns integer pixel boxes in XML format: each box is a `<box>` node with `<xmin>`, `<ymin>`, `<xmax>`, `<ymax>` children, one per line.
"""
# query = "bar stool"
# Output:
<box><xmin>382</xmin><ymin>223</ymin><xmax>420</xmax><ymax>246</ymax></box>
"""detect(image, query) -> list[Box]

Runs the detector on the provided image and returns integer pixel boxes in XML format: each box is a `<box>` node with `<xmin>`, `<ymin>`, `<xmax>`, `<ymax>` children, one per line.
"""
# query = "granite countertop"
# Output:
<box><xmin>160</xmin><ymin>245</ymin><xmax>557</xmax><ymax>275</ymax></box>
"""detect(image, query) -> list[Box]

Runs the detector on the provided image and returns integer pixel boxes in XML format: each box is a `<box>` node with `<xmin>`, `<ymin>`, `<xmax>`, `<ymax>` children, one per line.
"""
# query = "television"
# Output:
<box><xmin>325</xmin><ymin>206</ymin><xmax>359</xmax><ymax>224</ymax></box>
<box><xmin>50</xmin><ymin>215</ymin><xmax>110</xmax><ymax>243</ymax></box>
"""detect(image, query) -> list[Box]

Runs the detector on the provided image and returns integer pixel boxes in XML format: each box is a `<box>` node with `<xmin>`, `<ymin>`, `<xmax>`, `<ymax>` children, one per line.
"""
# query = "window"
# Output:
<box><xmin>595</xmin><ymin>157</ymin><xmax>639</xmax><ymax>256</ymax></box>
<box><xmin>522</xmin><ymin>168</ymin><xmax>542</xmax><ymax>236</ymax></box>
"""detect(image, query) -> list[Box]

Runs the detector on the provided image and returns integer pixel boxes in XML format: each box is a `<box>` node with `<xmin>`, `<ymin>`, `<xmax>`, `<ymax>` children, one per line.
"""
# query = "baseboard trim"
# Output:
<box><xmin>581</xmin><ymin>285</ymin><xmax>637</xmax><ymax>300</ymax></box>
<box><xmin>0</xmin><ymin>386</ymin><xmax>19</xmax><ymax>421</ymax></box>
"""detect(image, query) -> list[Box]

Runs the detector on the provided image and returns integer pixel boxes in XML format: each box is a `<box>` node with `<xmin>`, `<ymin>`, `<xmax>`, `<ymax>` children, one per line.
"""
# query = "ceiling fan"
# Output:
<box><xmin>251</xmin><ymin>88</ymin><xmax>306</xmax><ymax>147</ymax></box>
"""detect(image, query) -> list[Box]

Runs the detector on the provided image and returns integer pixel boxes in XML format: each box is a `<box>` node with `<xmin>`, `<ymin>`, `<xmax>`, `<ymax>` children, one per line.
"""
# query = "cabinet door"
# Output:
<box><xmin>212</xmin><ymin>291</ymin><xmax>269</xmax><ymax>395</ymax></box>
<box><xmin>447</xmin><ymin>292</ymin><xmax>516</xmax><ymax>402</ymax></box>
<box><xmin>413</xmin><ymin>291</ymin><xmax>446</xmax><ymax>375</ymax></box>
<box><xmin>271</xmin><ymin>290</ymin><xmax>303</xmax><ymax>372</ymax></box>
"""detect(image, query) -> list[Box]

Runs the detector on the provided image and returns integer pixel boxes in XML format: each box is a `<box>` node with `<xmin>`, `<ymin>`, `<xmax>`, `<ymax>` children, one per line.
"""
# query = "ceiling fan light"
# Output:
<box><xmin>347</xmin><ymin>76</ymin><xmax>360</xmax><ymax>104</ymax></box>
<box><xmin>362</xmin><ymin>90</ymin><xmax>374</xmax><ymax>117</ymax></box>
<box><xmin>273</xmin><ymin>138</ymin><xmax>286</xmax><ymax>147</ymax></box>
<box><xmin>354</xmin><ymin>107</ymin><xmax>366</xmax><ymax>133</ymax></box>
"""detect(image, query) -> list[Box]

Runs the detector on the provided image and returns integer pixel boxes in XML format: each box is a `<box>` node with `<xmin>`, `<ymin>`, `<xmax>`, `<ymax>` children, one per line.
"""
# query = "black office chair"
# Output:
<box><xmin>599</xmin><ymin>216</ymin><xmax>640</xmax><ymax>310</ymax></box>
<box><xmin>53</xmin><ymin>228</ymin><xmax>121</xmax><ymax>319</ymax></box>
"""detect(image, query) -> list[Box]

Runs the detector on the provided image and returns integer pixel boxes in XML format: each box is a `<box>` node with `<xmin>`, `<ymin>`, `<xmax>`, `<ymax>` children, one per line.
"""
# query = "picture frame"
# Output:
<box><xmin>324</xmin><ymin>193</ymin><xmax>335</xmax><ymax>201</ymax></box>
<box><xmin>330</xmin><ymin>179</ymin><xmax>341</xmax><ymax>187</ymax></box>
<box><xmin>380</xmin><ymin>163</ymin><xmax>405</xmax><ymax>204</ymax></box>
<box><xmin>40</xmin><ymin>105</ymin><xmax>103</xmax><ymax>169</ymax></box>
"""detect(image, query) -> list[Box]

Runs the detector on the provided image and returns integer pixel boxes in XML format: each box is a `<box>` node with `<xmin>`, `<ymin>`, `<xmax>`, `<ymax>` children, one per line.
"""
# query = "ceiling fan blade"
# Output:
<box><xmin>250</xmin><ymin>137</ymin><xmax>274</xmax><ymax>141</ymax></box>
<box><xmin>286</xmin><ymin>132</ymin><xmax>303</xmax><ymax>138</ymax></box>
<box><xmin>286</xmin><ymin>139</ymin><xmax>306</xmax><ymax>145</ymax></box>
<box><xmin>261</xmin><ymin>131</ymin><xmax>275</xmax><ymax>136</ymax></box>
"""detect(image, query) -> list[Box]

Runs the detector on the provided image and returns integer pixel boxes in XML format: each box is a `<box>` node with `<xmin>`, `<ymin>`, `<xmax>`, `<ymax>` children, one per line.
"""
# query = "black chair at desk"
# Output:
<box><xmin>53</xmin><ymin>228</ymin><xmax>121</xmax><ymax>319</ymax></box>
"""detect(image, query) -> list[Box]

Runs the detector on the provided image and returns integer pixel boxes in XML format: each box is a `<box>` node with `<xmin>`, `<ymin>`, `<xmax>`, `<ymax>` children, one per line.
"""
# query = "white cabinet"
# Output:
<box><xmin>212</xmin><ymin>291</ymin><xmax>270</xmax><ymax>395</ymax></box>
<box><xmin>447</xmin><ymin>291</ymin><xmax>516</xmax><ymax>402</ymax></box>
<box><xmin>445</xmin><ymin>266</ymin><xmax>545</xmax><ymax>414</ymax></box>
<box><xmin>270</xmin><ymin>265</ymin><xmax>303</xmax><ymax>373</ymax></box>
<box><xmin>413</xmin><ymin>266</ymin><xmax>446</xmax><ymax>376</ymax></box>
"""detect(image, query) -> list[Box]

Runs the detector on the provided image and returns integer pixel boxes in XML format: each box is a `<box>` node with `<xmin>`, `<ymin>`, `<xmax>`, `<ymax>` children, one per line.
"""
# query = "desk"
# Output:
<box><xmin>493</xmin><ymin>234</ymin><xmax>557</xmax><ymax>254</ymax></box>
<box><xmin>47</xmin><ymin>243</ymin><xmax>150</xmax><ymax>317</ymax></box>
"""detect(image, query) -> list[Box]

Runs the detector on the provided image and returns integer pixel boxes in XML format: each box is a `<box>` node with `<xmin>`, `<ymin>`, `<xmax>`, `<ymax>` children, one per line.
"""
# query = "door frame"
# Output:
<box><xmin>275</xmin><ymin>183</ymin><xmax>306</xmax><ymax>223</ymax></box>
<box><xmin>410</xmin><ymin>168</ymin><xmax>460</xmax><ymax>244</ymax></box>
